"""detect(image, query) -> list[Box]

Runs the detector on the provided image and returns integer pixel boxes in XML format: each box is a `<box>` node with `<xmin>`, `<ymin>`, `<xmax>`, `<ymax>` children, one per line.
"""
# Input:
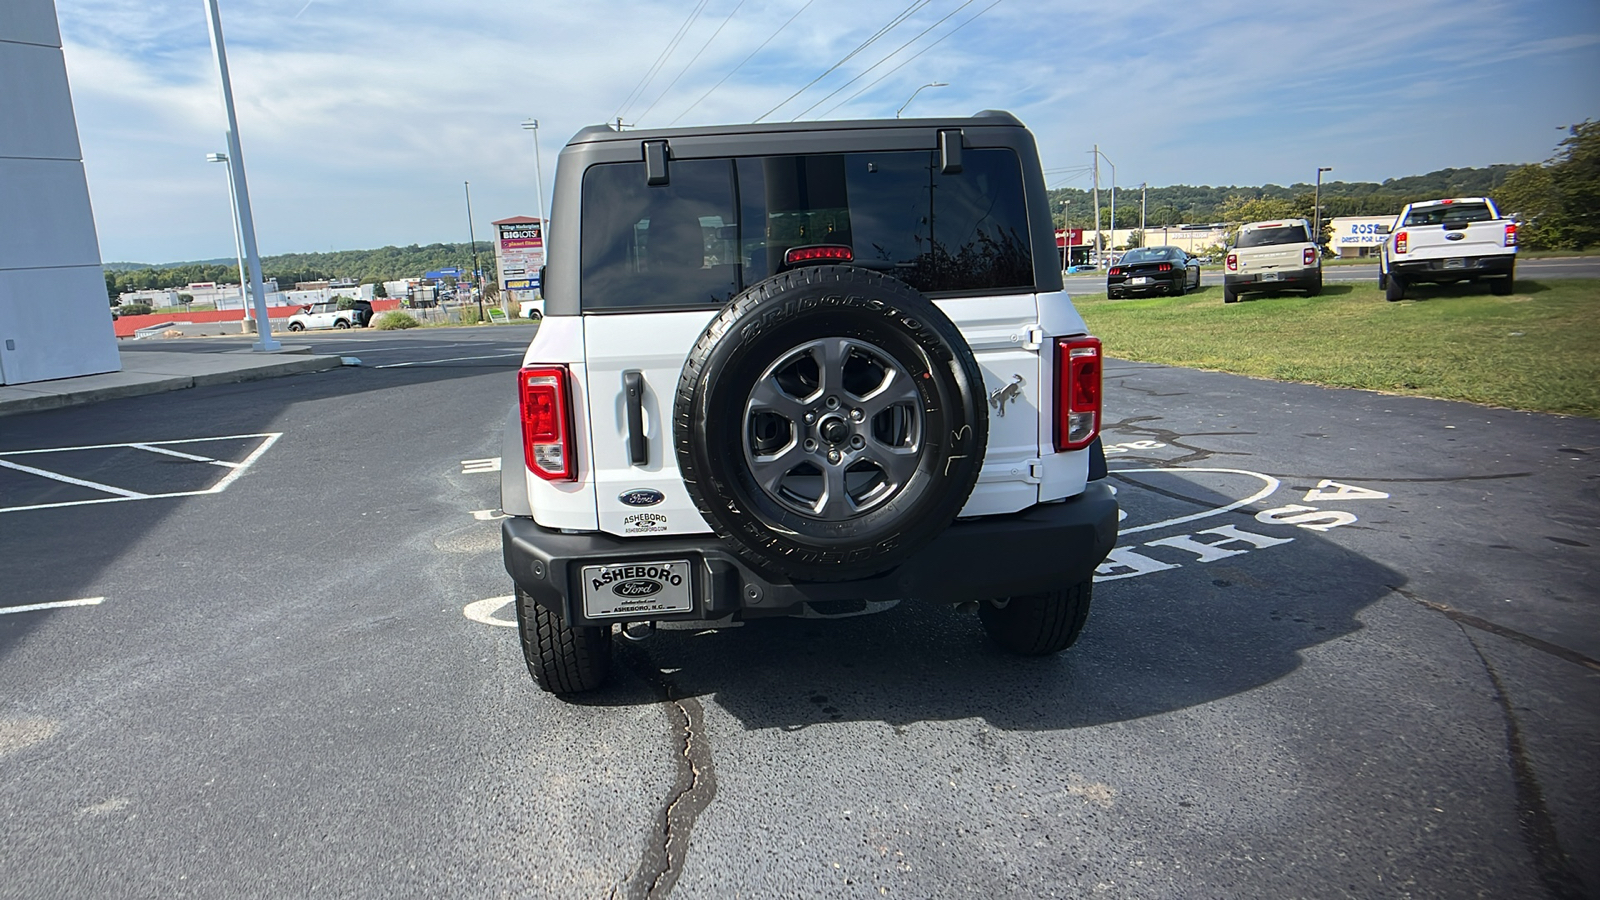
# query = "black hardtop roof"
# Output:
<box><xmin>564</xmin><ymin>109</ymin><xmax>1025</xmax><ymax>147</ymax></box>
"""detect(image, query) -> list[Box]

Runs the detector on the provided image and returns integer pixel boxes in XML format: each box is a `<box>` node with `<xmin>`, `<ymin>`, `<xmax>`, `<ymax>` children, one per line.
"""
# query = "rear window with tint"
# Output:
<box><xmin>579</xmin><ymin>148</ymin><xmax>1034</xmax><ymax>311</ymax></box>
<box><xmin>1236</xmin><ymin>225</ymin><xmax>1309</xmax><ymax>248</ymax></box>
<box><xmin>1402</xmin><ymin>203</ymin><xmax>1495</xmax><ymax>227</ymax></box>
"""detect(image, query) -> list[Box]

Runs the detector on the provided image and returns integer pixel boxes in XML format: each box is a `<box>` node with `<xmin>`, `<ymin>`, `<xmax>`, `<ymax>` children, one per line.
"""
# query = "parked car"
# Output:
<box><xmin>498</xmin><ymin>111</ymin><xmax>1118</xmax><ymax>693</ymax></box>
<box><xmin>285</xmin><ymin>302</ymin><xmax>356</xmax><ymax>331</ymax></box>
<box><xmin>1223</xmin><ymin>218</ymin><xmax>1322</xmax><ymax>303</ymax></box>
<box><xmin>1106</xmin><ymin>246</ymin><xmax>1201</xmax><ymax>298</ymax></box>
<box><xmin>1376</xmin><ymin>197</ymin><xmax>1517</xmax><ymax>301</ymax></box>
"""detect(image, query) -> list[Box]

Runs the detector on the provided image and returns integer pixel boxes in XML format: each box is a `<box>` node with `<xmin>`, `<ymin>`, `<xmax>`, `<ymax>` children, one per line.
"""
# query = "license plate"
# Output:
<box><xmin>582</xmin><ymin>560</ymin><xmax>693</xmax><ymax>618</ymax></box>
<box><xmin>1131</xmin><ymin>276</ymin><xmax>1150</xmax><ymax>285</ymax></box>
<box><xmin>1443</xmin><ymin>258</ymin><xmax>1466</xmax><ymax>269</ymax></box>
<box><xmin>1259</xmin><ymin>271</ymin><xmax>1280</xmax><ymax>282</ymax></box>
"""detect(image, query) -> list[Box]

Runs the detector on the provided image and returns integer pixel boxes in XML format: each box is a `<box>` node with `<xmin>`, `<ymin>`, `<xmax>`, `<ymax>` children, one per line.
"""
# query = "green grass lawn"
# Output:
<box><xmin>1073</xmin><ymin>279</ymin><xmax>1600</xmax><ymax>417</ymax></box>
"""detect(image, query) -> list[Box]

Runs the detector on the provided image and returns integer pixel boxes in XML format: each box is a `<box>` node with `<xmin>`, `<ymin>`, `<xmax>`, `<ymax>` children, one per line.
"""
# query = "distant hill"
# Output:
<box><xmin>1049</xmin><ymin>164</ymin><xmax>1523</xmax><ymax>228</ymax></box>
<box><xmin>104</xmin><ymin>242</ymin><xmax>498</xmax><ymax>300</ymax></box>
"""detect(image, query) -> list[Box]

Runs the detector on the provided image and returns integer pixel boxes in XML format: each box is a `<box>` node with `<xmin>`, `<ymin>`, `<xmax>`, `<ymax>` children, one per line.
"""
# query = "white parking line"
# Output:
<box><xmin>376</xmin><ymin>353</ymin><xmax>523</xmax><ymax>368</ymax></box>
<box><xmin>0</xmin><ymin>459</ymin><xmax>149</xmax><ymax>498</ymax></box>
<box><xmin>0</xmin><ymin>433</ymin><xmax>280</xmax><ymax>514</ymax></box>
<box><xmin>0</xmin><ymin>597</ymin><xmax>104</xmax><ymax>616</ymax></box>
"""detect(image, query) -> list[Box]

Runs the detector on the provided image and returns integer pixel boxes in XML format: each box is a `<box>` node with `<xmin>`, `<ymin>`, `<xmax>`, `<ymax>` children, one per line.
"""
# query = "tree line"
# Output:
<box><xmin>105</xmin><ymin>241</ymin><xmax>498</xmax><ymax>303</ymax></box>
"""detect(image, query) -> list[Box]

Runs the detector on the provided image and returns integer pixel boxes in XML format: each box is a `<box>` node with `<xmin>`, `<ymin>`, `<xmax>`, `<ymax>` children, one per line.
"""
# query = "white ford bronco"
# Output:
<box><xmin>1222</xmin><ymin>218</ymin><xmax>1323</xmax><ymax>303</ymax></box>
<box><xmin>499</xmin><ymin>112</ymin><xmax>1119</xmax><ymax>693</ymax></box>
<box><xmin>1377</xmin><ymin>197</ymin><xmax>1517</xmax><ymax>301</ymax></box>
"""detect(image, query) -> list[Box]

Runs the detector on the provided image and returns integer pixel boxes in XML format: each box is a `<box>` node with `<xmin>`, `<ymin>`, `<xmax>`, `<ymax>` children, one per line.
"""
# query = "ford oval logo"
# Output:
<box><xmin>619</xmin><ymin>489</ymin><xmax>664</xmax><ymax>507</ymax></box>
<box><xmin>613</xmin><ymin>579</ymin><xmax>663</xmax><ymax>598</ymax></box>
<box><xmin>1445</xmin><ymin>232</ymin><xmax>1466</xmax><ymax>241</ymax></box>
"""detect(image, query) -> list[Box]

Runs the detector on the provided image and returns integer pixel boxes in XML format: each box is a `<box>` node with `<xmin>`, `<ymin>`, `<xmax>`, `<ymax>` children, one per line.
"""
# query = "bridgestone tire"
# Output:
<box><xmin>978</xmin><ymin>580</ymin><xmax>1093</xmax><ymax>655</ymax></box>
<box><xmin>674</xmin><ymin>265</ymin><xmax>988</xmax><ymax>582</ymax></box>
<box><xmin>1491</xmin><ymin>265</ymin><xmax>1515</xmax><ymax>296</ymax></box>
<box><xmin>1386</xmin><ymin>273</ymin><xmax>1406</xmax><ymax>302</ymax></box>
<box><xmin>517</xmin><ymin>586</ymin><xmax>612</xmax><ymax>693</ymax></box>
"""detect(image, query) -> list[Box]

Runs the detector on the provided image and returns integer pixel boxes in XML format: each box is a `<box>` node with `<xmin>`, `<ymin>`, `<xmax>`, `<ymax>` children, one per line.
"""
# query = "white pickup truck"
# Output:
<box><xmin>1377</xmin><ymin>197</ymin><xmax>1517</xmax><ymax>301</ymax></box>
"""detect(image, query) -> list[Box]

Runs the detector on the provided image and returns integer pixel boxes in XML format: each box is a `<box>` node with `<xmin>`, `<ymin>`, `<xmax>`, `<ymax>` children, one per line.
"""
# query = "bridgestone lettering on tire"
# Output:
<box><xmin>673</xmin><ymin>265</ymin><xmax>987</xmax><ymax>581</ymax></box>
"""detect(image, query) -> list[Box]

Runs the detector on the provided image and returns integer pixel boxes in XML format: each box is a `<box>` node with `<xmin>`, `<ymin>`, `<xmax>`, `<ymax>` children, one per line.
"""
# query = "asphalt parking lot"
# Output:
<box><xmin>1</xmin><ymin>326</ymin><xmax>1596</xmax><ymax>898</ymax></box>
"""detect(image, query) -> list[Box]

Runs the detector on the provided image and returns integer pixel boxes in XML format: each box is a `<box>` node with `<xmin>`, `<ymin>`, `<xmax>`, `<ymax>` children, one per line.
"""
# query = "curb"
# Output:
<box><xmin>0</xmin><ymin>355</ymin><xmax>343</xmax><ymax>418</ymax></box>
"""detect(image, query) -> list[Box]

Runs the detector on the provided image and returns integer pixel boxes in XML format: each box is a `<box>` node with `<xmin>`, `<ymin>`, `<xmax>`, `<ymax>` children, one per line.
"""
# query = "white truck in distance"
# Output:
<box><xmin>1377</xmin><ymin>197</ymin><xmax>1517</xmax><ymax>301</ymax></box>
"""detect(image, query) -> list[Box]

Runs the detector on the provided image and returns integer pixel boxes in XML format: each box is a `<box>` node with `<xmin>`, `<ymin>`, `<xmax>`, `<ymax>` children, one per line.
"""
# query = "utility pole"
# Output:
<box><xmin>1061</xmin><ymin>199</ymin><xmax>1071</xmax><ymax>269</ymax></box>
<box><xmin>1091</xmin><ymin>145</ymin><xmax>1101</xmax><ymax>264</ymax></box>
<box><xmin>465</xmin><ymin>181</ymin><xmax>483</xmax><ymax>323</ymax></box>
<box><xmin>203</xmin><ymin>0</ymin><xmax>279</xmax><ymax>351</ymax></box>
<box><xmin>1314</xmin><ymin>166</ymin><xmax>1333</xmax><ymax>257</ymax></box>
<box><xmin>1140</xmin><ymin>182</ymin><xmax>1147</xmax><ymax>240</ymax></box>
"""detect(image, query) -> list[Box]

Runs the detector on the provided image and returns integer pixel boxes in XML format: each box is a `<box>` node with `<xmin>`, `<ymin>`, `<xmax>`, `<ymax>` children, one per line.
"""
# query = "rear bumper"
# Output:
<box><xmin>1390</xmin><ymin>254</ymin><xmax>1514</xmax><ymax>280</ymax></box>
<box><xmin>1107</xmin><ymin>272</ymin><xmax>1184</xmax><ymax>295</ymax></box>
<box><xmin>503</xmin><ymin>481</ymin><xmax>1119</xmax><ymax>625</ymax></box>
<box><xmin>1225</xmin><ymin>266</ymin><xmax>1319</xmax><ymax>289</ymax></box>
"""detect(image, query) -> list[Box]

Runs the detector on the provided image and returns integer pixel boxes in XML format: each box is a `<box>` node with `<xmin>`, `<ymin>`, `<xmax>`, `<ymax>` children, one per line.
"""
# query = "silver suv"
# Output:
<box><xmin>1223</xmin><ymin>218</ymin><xmax>1323</xmax><ymax>303</ymax></box>
<box><xmin>499</xmin><ymin>112</ymin><xmax>1119</xmax><ymax>693</ymax></box>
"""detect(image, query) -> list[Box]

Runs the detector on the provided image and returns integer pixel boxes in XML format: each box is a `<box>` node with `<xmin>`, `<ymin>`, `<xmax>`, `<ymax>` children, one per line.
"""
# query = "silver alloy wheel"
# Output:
<box><xmin>743</xmin><ymin>337</ymin><xmax>924</xmax><ymax>521</ymax></box>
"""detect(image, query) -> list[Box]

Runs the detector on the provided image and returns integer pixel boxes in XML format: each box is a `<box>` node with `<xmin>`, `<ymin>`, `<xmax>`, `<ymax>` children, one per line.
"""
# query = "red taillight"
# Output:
<box><xmin>1054</xmin><ymin>337</ymin><xmax>1102</xmax><ymax>452</ymax></box>
<box><xmin>520</xmin><ymin>365</ymin><xmax>575</xmax><ymax>481</ymax></box>
<box><xmin>1395</xmin><ymin>231</ymin><xmax>1408</xmax><ymax>254</ymax></box>
<box><xmin>1157</xmin><ymin>263</ymin><xmax>1172</xmax><ymax>272</ymax></box>
<box><xmin>1303</xmin><ymin>247</ymin><xmax>1316</xmax><ymax>266</ymax></box>
<box><xmin>1108</xmin><ymin>267</ymin><xmax>1122</xmax><ymax>276</ymax></box>
<box><xmin>1226</xmin><ymin>253</ymin><xmax>1237</xmax><ymax>272</ymax></box>
<box><xmin>1505</xmin><ymin>223</ymin><xmax>1517</xmax><ymax>246</ymax></box>
<box><xmin>784</xmin><ymin>244</ymin><xmax>853</xmax><ymax>265</ymax></box>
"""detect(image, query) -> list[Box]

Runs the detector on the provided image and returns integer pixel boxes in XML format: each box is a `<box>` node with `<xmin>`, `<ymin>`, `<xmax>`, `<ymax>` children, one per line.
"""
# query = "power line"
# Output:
<box><xmin>817</xmin><ymin>0</ymin><xmax>1003</xmax><ymax>119</ymax></box>
<box><xmin>754</xmin><ymin>0</ymin><xmax>934</xmax><ymax>123</ymax></box>
<box><xmin>635</xmin><ymin>0</ymin><xmax>750</xmax><ymax>125</ymax></box>
<box><xmin>615</xmin><ymin>0</ymin><xmax>711</xmax><ymax>123</ymax></box>
<box><xmin>790</xmin><ymin>0</ymin><xmax>978</xmax><ymax>121</ymax></box>
<box><xmin>670</xmin><ymin>0</ymin><xmax>818</xmax><ymax>126</ymax></box>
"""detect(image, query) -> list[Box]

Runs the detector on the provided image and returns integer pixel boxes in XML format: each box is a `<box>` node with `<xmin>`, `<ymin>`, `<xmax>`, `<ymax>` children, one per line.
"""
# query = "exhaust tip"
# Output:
<box><xmin>620</xmin><ymin>621</ymin><xmax>656</xmax><ymax>642</ymax></box>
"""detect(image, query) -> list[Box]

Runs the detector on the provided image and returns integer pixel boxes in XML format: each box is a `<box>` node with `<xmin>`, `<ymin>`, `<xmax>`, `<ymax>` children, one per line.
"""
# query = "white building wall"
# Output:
<box><xmin>0</xmin><ymin>0</ymin><xmax>118</xmax><ymax>384</ymax></box>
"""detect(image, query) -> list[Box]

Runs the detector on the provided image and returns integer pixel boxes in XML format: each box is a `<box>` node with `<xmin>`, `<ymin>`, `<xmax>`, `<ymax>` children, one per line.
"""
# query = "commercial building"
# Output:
<box><xmin>0</xmin><ymin>0</ymin><xmax>119</xmax><ymax>384</ymax></box>
<box><xmin>1326</xmin><ymin>215</ymin><xmax>1398</xmax><ymax>259</ymax></box>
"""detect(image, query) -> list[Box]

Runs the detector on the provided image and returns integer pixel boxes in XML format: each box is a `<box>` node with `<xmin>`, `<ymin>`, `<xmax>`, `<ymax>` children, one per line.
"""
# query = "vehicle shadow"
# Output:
<box><xmin>572</xmin><ymin>473</ymin><xmax>1405</xmax><ymax>733</ymax></box>
<box><xmin>1399</xmin><ymin>278</ymin><xmax>1548</xmax><ymax>299</ymax></box>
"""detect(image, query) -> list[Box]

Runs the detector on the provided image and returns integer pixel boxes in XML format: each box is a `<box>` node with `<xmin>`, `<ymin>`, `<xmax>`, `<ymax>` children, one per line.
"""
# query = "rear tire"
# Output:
<box><xmin>1491</xmin><ymin>265</ymin><xmax>1515</xmax><ymax>295</ymax></box>
<box><xmin>1306</xmin><ymin>272</ymin><xmax>1323</xmax><ymax>297</ymax></box>
<box><xmin>288</xmin><ymin>322</ymin><xmax>305</xmax><ymax>332</ymax></box>
<box><xmin>517</xmin><ymin>587</ymin><xmax>612</xmax><ymax>693</ymax></box>
<box><xmin>1386</xmin><ymin>273</ymin><xmax>1406</xmax><ymax>302</ymax></box>
<box><xmin>1173</xmin><ymin>275</ymin><xmax>1187</xmax><ymax>296</ymax></box>
<box><xmin>978</xmin><ymin>581</ymin><xmax>1093</xmax><ymax>655</ymax></box>
<box><xmin>1223</xmin><ymin>284</ymin><xmax>1238</xmax><ymax>303</ymax></box>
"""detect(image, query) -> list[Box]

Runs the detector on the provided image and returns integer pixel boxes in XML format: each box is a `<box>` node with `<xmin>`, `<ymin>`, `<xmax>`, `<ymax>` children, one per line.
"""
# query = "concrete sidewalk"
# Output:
<box><xmin>0</xmin><ymin>346</ymin><xmax>344</xmax><ymax>417</ymax></box>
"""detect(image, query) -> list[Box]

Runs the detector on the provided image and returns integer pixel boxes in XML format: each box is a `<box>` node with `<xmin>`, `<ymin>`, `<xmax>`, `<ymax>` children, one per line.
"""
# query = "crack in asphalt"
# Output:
<box><xmin>1461</xmin><ymin>628</ymin><xmax>1592</xmax><ymax>900</ymax></box>
<box><xmin>1391</xmin><ymin>586</ymin><xmax>1600</xmax><ymax>674</ymax></box>
<box><xmin>613</xmin><ymin>644</ymin><xmax>718</xmax><ymax>900</ymax></box>
<box><xmin>1101</xmin><ymin>416</ymin><xmax>1244</xmax><ymax>466</ymax></box>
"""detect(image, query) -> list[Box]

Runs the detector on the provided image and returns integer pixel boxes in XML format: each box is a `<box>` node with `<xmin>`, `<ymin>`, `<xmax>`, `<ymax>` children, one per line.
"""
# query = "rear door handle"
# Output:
<box><xmin>623</xmin><ymin>370</ymin><xmax>647</xmax><ymax>467</ymax></box>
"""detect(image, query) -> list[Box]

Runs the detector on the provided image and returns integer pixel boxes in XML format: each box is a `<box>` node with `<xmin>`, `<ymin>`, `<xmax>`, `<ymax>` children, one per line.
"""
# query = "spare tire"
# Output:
<box><xmin>674</xmin><ymin>265</ymin><xmax>987</xmax><ymax>582</ymax></box>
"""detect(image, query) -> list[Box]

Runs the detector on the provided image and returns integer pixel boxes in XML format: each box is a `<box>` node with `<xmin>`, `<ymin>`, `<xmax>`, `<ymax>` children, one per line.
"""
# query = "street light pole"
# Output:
<box><xmin>1140</xmin><ymin>182</ymin><xmax>1147</xmax><ymax>243</ymax></box>
<box><xmin>521</xmin><ymin>118</ymin><xmax>548</xmax><ymax>231</ymax></box>
<box><xmin>206</xmin><ymin>151</ymin><xmax>247</xmax><ymax>315</ymax></box>
<box><xmin>465</xmin><ymin>181</ymin><xmax>484</xmax><ymax>323</ymax></box>
<box><xmin>202</xmin><ymin>0</ymin><xmax>279</xmax><ymax>351</ymax></box>
<box><xmin>1314</xmin><ymin>166</ymin><xmax>1333</xmax><ymax>256</ymax></box>
<box><xmin>1061</xmin><ymin>199</ymin><xmax>1071</xmax><ymax>269</ymax></box>
<box><xmin>896</xmin><ymin>81</ymin><xmax>947</xmax><ymax>118</ymax></box>
<box><xmin>1091</xmin><ymin>146</ymin><xmax>1116</xmax><ymax>257</ymax></box>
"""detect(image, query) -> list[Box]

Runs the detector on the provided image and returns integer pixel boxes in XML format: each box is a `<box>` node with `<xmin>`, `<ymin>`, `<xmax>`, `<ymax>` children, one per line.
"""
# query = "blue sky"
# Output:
<box><xmin>55</xmin><ymin>0</ymin><xmax>1600</xmax><ymax>264</ymax></box>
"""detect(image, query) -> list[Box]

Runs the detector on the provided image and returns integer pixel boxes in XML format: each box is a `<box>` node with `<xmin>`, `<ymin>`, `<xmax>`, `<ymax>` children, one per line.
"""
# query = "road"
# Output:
<box><xmin>1064</xmin><ymin>253</ymin><xmax>1600</xmax><ymax>291</ymax></box>
<box><xmin>2</xmin><ymin>325</ymin><xmax>1596</xmax><ymax>898</ymax></box>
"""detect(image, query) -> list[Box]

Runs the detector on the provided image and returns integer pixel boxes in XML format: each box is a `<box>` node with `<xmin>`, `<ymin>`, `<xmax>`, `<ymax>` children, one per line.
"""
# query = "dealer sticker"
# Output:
<box><xmin>581</xmin><ymin>560</ymin><xmax>693</xmax><ymax>618</ymax></box>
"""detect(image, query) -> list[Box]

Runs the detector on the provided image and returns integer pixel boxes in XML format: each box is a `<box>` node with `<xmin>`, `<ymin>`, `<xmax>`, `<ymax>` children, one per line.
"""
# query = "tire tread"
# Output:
<box><xmin>517</xmin><ymin>587</ymin><xmax>612</xmax><ymax>693</ymax></box>
<box><xmin>977</xmin><ymin>580</ymin><xmax>1093</xmax><ymax>656</ymax></box>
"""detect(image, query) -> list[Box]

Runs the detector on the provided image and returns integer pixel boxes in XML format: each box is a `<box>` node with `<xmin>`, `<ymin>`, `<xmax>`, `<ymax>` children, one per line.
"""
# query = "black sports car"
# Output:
<box><xmin>1106</xmin><ymin>246</ymin><xmax>1202</xmax><ymax>298</ymax></box>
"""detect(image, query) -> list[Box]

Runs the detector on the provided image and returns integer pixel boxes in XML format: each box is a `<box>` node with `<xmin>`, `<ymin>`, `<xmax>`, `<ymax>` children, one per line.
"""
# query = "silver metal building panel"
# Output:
<box><xmin>0</xmin><ymin>0</ymin><xmax>118</xmax><ymax>385</ymax></box>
